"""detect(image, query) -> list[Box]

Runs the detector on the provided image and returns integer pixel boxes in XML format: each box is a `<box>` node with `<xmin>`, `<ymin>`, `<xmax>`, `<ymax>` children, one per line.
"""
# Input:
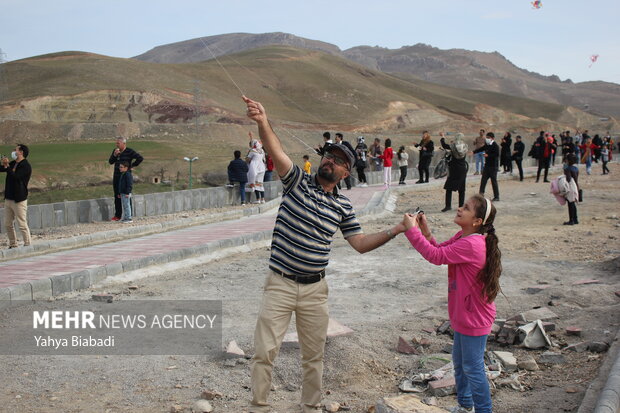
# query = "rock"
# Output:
<box><xmin>542</xmin><ymin>322</ymin><xmax>556</xmax><ymax>332</ymax></box>
<box><xmin>565</xmin><ymin>386</ymin><xmax>581</xmax><ymax>393</ymax></box>
<box><xmin>521</xmin><ymin>307</ymin><xmax>559</xmax><ymax>322</ymax></box>
<box><xmin>201</xmin><ymin>390</ymin><xmax>223</xmax><ymax>400</ymax></box>
<box><xmin>375</xmin><ymin>394</ymin><xmax>448</xmax><ymax>412</ymax></box>
<box><xmin>524</xmin><ymin>286</ymin><xmax>550</xmax><ymax>294</ymax></box>
<box><xmin>538</xmin><ymin>351</ymin><xmax>566</xmax><ymax>365</ymax></box>
<box><xmin>92</xmin><ymin>294</ymin><xmax>113</xmax><ymax>303</ymax></box>
<box><xmin>223</xmin><ymin>359</ymin><xmax>237</xmax><ymax>367</ymax></box>
<box><xmin>441</xmin><ymin>344</ymin><xmax>453</xmax><ymax>354</ymax></box>
<box><xmin>566</xmin><ymin>327</ymin><xmax>582</xmax><ymax>336</ymax></box>
<box><xmin>170</xmin><ymin>405</ymin><xmax>184</xmax><ymax>413</ymax></box>
<box><xmin>397</xmin><ymin>336</ymin><xmax>419</xmax><ymax>355</ymax></box>
<box><xmin>565</xmin><ymin>342</ymin><xmax>589</xmax><ymax>352</ymax></box>
<box><xmin>429</xmin><ymin>376</ymin><xmax>456</xmax><ymax>397</ymax></box>
<box><xmin>325</xmin><ymin>401</ymin><xmax>340</xmax><ymax>412</ymax></box>
<box><xmin>192</xmin><ymin>400</ymin><xmax>213</xmax><ymax>413</ymax></box>
<box><xmin>491</xmin><ymin>351</ymin><xmax>518</xmax><ymax>372</ymax></box>
<box><xmin>615</xmin><ymin>291</ymin><xmax>620</xmax><ymax>298</ymax></box>
<box><xmin>437</xmin><ymin>320</ymin><xmax>451</xmax><ymax>335</ymax></box>
<box><xmin>128</xmin><ymin>285</ymin><xmax>139</xmax><ymax>290</ymax></box>
<box><xmin>517</xmin><ymin>355</ymin><xmax>539</xmax><ymax>371</ymax></box>
<box><xmin>421</xmin><ymin>396</ymin><xmax>437</xmax><ymax>406</ymax></box>
<box><xmin>588</xmin><ymin>341</ymin><xmax>610</xmax><ymax>353</ymax></box>
<box><xmin>225</xmin><ymin>340</ymin><xmax>245</xmax><ymax>358</ymax></box>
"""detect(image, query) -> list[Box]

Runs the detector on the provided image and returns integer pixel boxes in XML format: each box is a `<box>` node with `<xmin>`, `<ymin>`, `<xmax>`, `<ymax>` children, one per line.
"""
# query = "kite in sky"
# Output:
<box><xmin>589</xmin><ymin>54</ymin><xmax>599</xmax><ymax>68</ymax></box>
<box><xmin>531</xmin><ymin>1</ymin><xmax>542</xmax><ymax>9</ymax></box>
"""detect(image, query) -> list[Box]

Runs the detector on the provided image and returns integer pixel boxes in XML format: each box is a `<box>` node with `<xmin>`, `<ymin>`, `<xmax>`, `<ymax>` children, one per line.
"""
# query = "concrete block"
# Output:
<box><xmin>492</xmin><ymin>351</ymin><xmax>518</xmax><ymax>372</ymax></box>
<box><xmin>65</xmin><ymin>201</ymin><xmax>79</xmax><ymax>225</ymax></box>
<box><xmin>70</xmin><ymin>270</ymin><xmax>91</xmax><ymax>290</ymax></box>
<box><xmin>0</xmin><ymin>207</ymin><xmax>4</xmax><ymax>233</ymax></box>
<box><xmin>78</xmin><ymin>200</ymin><xmax>91</xmax><ymax>223</ymax></box>
<box><xmin>521</xmin><ymin>307</ymin><xmax>558</xmax><ymax>322</ymax></box>
<box><xmin>31</xmin><ymin>242</ymin><xmax>52</xmax><ymax>252</ymax></box>
<box><xmin>538</xmin><ymin>351</ymin><xmax>566</xmax><ymax>364</ymax></box>
<box><xmin>49</xmin><ymin>275</ymin><xmax>70</xmax><ymax>296</ymax></box>
<box><xmin>40</xmin><ymin>204</ymin><xmax>55</xmax><ymax>228</ymax></box>
<box><xmin>153</xmin><ymin>193</ymin><xmax>167</xmax><ymax>215</ymax></box>
<box><xmin>121</xmin><ymin>259</ymin><xmax>142</xmax><ymax>273</ymax></box>
<box><xmin>30</xmin><ymin>278</ymin><xmax>53</xmax><ymax>300</ymax></box>
<box><xmin>182</xmin><ymin>191</ymin><xmax>192</xmax><ymax>211</ymax></box>
<box><xmin>144</xmin><ymin>193</ymin><xmax>157</xmax><ymax>216</ymax></box>
<box><xmin>89</xmin><ymin>199</ymin><xmax>103</xmax><ymax>222</ymax></box>
<box><xmin>88</xmin><ymin>266</ymin><xmax>107</xmax><ymax>285</ymax></box>
<box><xmin>0</xmin><ymin>287</ymin><xmax>11</xmax><ymax>309</ymax></box>
<box><xmin>27</xmin><ymin>204</ymin><xmax>42</xmax><ymax>230</ymax></box>
<box><xmin>132</xmin><ymin>194</ymin><xmax>145</xmax><ymax>218</ymax></box>
<box><xmin>105</xmin><ymin>262</ymin><xmax>123</xmax><ymax>277</ymax></box>
<box><xmin>9</xmin><ymin>283</ymin><xmax>33</xmax><ymax>301</ymax></box>
<box><xmin>173</xmin><ymin>192</ymin><xmax>184</xmax><ymax>212</ymax></box>
<box><xmin>53</xmin><ymin>202</ymin><xmax>66</xmax><ymax>226</ymax></box>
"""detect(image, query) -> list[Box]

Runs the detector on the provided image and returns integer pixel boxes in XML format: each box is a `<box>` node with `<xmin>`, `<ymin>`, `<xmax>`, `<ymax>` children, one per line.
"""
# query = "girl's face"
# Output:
<box><xmin>454</xmin><ymin>198</ymin><xmax>483</xmax><ymax>229</ymax></box>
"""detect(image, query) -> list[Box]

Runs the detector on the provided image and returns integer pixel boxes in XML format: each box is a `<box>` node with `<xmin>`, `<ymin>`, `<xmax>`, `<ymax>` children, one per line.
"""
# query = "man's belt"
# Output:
<box><xmin>270</xmin><ymin>267</ymin><xmax>326</xmax><ymax>284</ymax></box>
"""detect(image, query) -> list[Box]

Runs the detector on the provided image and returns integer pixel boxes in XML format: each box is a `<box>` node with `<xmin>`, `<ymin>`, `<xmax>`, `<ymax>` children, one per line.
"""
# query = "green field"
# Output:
<box><xmin>0</xmin><ymin>141</ymin><xmax>220</xmax><ymax>204</ymax></box>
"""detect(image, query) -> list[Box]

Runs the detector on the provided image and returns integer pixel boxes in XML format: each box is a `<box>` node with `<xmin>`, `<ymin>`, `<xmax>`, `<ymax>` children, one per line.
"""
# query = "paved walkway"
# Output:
<box><xmin>0</xmin><ymin>182</ymin><xmax>385</xmax><ymax>290</ymax></box>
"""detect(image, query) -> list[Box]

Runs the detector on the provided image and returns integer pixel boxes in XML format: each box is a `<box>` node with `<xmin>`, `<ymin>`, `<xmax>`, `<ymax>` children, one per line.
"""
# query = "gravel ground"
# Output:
<box><xmin>0</xmin><ymin>170</ymin><xmax>618</xmax><ymax>413</ymax></box>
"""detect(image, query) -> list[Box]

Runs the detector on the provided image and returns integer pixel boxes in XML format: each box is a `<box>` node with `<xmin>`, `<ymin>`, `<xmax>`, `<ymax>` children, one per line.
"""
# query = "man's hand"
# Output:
<box><xmin>402</xmin><ymin>213</ymin><xmax>418</xmax><ymax>230</ymax></box>
<box><xmin>1</xmin><ymin>157</ymin><xmax>8</xmax><ymax>168</ymax></box>
<box><xmin>243</xmin><ymin>96</ymin><xmax>267</xmax><ymax>124</ymax></box>
<box><xmin>114</xmin><ymin>149</ymin><xmax>121</xmax><ymax>156</ymax></box>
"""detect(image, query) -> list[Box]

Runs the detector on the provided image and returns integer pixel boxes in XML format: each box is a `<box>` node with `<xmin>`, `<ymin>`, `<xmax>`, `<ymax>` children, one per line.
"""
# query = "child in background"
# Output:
<box><xmin>601</xmin><ymin>144</ymin><xmax>610</xmax><ymax>175</ymax></box>
<box><xmin>118</xmin><ymin>162</ymin><xmax>133</xmax><ymax>223</ymax></box>
<box><xmin>380</xmin><ymin>138</ymin><xmax>394</xmax><ymax>187</ymax></box>
<box><xmin>303</xmin><ymin>155</ymin><xmax>312</xmax><ymax>174</ymax></box>
<box><xmin>401</xmin><ymin>194</ymin><xmax>501</xmax><ymax>413</ymax></box>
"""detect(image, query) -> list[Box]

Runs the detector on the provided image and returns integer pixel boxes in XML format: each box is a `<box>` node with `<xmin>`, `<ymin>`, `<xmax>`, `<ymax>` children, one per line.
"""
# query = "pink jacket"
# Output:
<box><xmin>405</xmin><ymin>228</ymin><xmax>496</xmax><ymax>336</ymax></box>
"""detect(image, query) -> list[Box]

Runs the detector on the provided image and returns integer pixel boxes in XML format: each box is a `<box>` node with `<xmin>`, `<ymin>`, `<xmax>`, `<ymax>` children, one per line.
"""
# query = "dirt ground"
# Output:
<box><xmin>0</xmin><ymin>170</ymin><xmax>619</xmax><ymax>413</ymax></box>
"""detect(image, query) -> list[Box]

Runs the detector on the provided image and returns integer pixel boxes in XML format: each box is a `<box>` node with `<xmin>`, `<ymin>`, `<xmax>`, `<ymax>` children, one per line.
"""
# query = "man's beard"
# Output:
<box><xmin>317</xmin><ymin>165</ymin><xmax>340</xmax><ymax>183</ymax></box>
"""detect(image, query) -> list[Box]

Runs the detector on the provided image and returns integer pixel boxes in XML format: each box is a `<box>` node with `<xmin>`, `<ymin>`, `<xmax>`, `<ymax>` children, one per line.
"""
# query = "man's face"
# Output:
<box><xmin>116</xmin><ymin>139</ymin><xmax>126</xmax><ymax>150</ymax></box>
<box><xmin>479</xmin><ymin>130</ymin><xmax>485</xmax><ymax>136</ymax></box>
<box><xmin>318</xmin><ymin>150</ymin><xmax>349</xmax><ymax>183</ymax></box>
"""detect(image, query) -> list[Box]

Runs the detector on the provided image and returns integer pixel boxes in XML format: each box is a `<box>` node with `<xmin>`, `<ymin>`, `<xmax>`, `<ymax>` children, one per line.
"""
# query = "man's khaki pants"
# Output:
<box><xmin>250</xmin><ymin>271</ymin><xmax>329</xmax><ymax>413</ymax></box>
<box><xmin>4</xmin><ymin>199</ymin><xmax>31</xmax><ymax>248</ymax></box>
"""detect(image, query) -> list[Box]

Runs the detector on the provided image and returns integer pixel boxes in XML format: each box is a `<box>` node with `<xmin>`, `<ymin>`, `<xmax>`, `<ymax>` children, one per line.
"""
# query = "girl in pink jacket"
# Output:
<box><xmin>402</xmin><ymin>194</ymin><xmax>501</xmax><ymax>413</ymax></box>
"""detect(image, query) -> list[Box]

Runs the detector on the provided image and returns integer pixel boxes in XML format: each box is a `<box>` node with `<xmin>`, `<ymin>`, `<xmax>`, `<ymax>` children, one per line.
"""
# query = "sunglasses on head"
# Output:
<box><xmin>323</xmin><ymin>152</ymin><xmax>348</xmax><ymax>167</ymax></box>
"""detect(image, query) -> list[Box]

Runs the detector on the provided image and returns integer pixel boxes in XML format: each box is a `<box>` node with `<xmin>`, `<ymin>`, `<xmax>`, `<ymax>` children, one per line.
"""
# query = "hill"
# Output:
<box><xmin>133</xmin><ymin>33</ymin><xmax>620</xmax><ymax>118</ymax></box>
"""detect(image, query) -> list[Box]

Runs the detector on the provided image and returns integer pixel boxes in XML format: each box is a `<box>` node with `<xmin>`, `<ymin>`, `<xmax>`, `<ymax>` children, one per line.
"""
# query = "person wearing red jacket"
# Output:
<box><xmin>579</xmin><ymin>137</ymin><xmax>599</xmax><ymax>175</ymax></box>
<box><xmin>379</xmin><ymin>138</ymin><xmax>394</xmax><ymax>187</ymax></box>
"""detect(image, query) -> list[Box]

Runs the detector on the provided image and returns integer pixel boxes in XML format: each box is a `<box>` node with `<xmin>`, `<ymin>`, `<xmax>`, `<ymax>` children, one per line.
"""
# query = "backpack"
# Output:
<box><xmin>451</xmin><ymin>137</ymin><xmax>468</xmax><ymax>160</ymax></box>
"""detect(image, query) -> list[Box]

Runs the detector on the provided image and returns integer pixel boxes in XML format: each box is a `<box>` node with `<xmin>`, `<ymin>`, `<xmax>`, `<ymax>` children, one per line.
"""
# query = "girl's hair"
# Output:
<box><xmin>397</xmin><ymin>145</ymin><xmax>405</xmax><ymax>160</ymax></box>
<box><xmin>471</xmin><ymin>194</ymin><xmax>502</xmax><ymax>303</ymax></box>
<box><xmin>421</xmin><ymin>131</ymin><xmax>430</xmax><ymax>142</ymax></box>
<box><xmin>385</xmin><ymin>138</ymin><xmax>392</xmax><ymax>148</ymax></box>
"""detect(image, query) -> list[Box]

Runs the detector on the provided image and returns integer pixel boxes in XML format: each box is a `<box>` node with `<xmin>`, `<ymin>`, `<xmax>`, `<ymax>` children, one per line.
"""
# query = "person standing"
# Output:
<box><xmin>601</xmin><ymin>144</ymin><xmax>610</xmax><ymax>175</ymax></box>
<box><xmin>500</xmin><ymin>132</ymin><xmax>512</xmax><ymax>174</ymax></box>
<box><xmin>401</xmin><ymin>194</ymin><xmax>501</xmax><ymax>413</ymax></box>
<box><xmin>397</xmin><ymin>146</ymin><xmax>409</xmax><ymax>185</ymax></box>
<box><xmin>242</xmin><ymin>95</ymin><xmax>406</xmax><ymax>413</ymax></box>
<box><xmin>512</xmin><ymin>135</ymin><xmax>525</xmax><ymax>181</ymax></box>
<box><xmin>264</xmin><ymin>152</ymin><xmax>274</xmax><ymax>182</ymax></box>
<box><xmin>0</xmin><ymin>144</ymin><xmax>32</xmax><ymax>248</ymax></box>
<box><xmin>562</xmin><ymin>154</ymin><xmax>580</xmax><ymax>225</ymax></box>
<box><xmin>335</xmin><ymin>133</ymin><xmax>354</xmax><ymax>190</ymax></box>
<box><xmin>354</xmin><ymin>136</ymin><xmax>368</xmax><ymax>187</ymax></box>
<box><xmin>228</xmin><ymin>150</ymin><xmax>249</xmax><ymax>205</ymax></box>
<box><xmin>247</xmin><ymin>133</ymin><xmax>266</xmax><ymax>204</ymax></box>
<box><xmin>415</xmin><ymin>131</ymin><xmax>434</xmax><ymax>183</ymax></box>
<box><xmin>535</xmin><ymin>133</ymin><xmax>557</xmax><ymax>183</ymax></box>
<box><xmin>314</xmin><ymin>132</ymin><xmax>332</xmax><ymax>156</ymax></box>
<box><xmin>380</xmin><ymin>138</ymin><xmax>394</xmax><ymax>187</ymax></box>
<box><xmin>370</xmin><ymin>138</ymin><xmax>383</xmax><ymax>172</ymax></box>
<box><xmin>573</xmin><ymin>130</ymin><xmax>582</xmax><ymax>164</ymax></box>
<box><xmin>108</xmin><ymin>137</ymin><xmax>143</xmax><ymax>221</ymax></box>
<box><xmin>473</xmin><ymin>129</ymin><xmax>486</xmax><ymax>175</ymax></box>
<box><xmin>579</xmin><ymin>137</ymin><xmax>597</xmax><ymax>175</ymax></box>
<box><xmin>473</xmin><ymin>132</ymin><xmax>500</xmax><ymax>201</ymax></box>
<box><xmin>592</xmin><ymin>134</ymin><xmax>603</xmax><ymax>163</ymax></box>
<box><xmin>302</xmin><ymin>155</ymin><xmax>312</xmax><ymax>174</ymax></box>
<box><xmin>440</xmin><ymin>133</ymin><xmax>468</xmax><ymax>212</ymax></box>
<box><xmin>117</xmin><ymin>162</ymin><xmax>133</xmax><ymax>223</ymax></box>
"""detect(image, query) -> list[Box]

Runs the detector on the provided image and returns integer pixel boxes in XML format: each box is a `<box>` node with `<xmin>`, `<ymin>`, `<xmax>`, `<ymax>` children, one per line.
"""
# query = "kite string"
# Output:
<box><xmin>198</xmin><ymin>37</ymin><xmax>245</xmax><ymax>96</ymax></box>
<box><xmin>196</xmin><ymin>40</ymin><xmax>320</xmax><ymax>154</ymax></box>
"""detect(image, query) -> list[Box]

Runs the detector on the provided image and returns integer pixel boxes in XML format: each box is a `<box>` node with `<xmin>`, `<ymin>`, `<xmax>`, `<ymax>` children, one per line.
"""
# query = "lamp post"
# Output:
<box><xmin>183</xmin><ymin>156</ymin><xmax>199</xmax><ymax>189</ymax></box>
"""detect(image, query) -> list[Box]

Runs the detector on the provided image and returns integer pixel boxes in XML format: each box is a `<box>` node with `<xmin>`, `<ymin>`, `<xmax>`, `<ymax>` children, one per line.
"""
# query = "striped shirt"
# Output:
<box><xmin>269</xmin><ymin>165</ymin><xmax>363</xmax><ymax>276</ymax></box>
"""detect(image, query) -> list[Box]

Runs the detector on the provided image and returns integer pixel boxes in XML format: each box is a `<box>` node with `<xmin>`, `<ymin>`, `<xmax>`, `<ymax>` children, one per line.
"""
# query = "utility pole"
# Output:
<box><xmin>193</xmin><ymin>80</ymin><xmax>200</xmax><ymax>131</ymax></box>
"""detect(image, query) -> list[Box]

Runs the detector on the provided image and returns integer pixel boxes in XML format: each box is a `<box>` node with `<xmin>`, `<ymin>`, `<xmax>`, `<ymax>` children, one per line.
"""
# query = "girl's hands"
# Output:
<box><xmin>417</xmin><ymin>213</ymin><xmax>432</xmax><ymax>239</ymax></box>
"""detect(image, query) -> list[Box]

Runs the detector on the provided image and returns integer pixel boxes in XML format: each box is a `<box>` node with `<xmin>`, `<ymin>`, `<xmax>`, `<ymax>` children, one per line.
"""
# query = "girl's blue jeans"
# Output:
<box><xmin>452</xmin><ymin>331</ymin><xmax>492</xmax><ymax>413</ymax></box>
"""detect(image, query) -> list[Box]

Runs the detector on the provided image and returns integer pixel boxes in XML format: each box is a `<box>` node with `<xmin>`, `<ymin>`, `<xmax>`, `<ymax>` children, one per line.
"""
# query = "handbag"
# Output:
<box><xmin>578</xmin><ymin>189</ymin><xmax>583</xmax><ymax>203</ymax></box>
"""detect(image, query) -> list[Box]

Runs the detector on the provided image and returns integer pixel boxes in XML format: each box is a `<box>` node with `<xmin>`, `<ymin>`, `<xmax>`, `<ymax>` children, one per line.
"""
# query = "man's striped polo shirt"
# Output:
<box><xmin>269</xmin><ymin>164</ymin><xmax>363</xmax><ymax>276</ymax></box>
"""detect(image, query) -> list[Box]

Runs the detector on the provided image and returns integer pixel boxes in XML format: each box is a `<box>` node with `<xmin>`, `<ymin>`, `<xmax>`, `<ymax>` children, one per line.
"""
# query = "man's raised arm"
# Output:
<box><xmin>243</xmin><ymin>96</ymin><xmax>293</xmax><ymax>177</ymax></box>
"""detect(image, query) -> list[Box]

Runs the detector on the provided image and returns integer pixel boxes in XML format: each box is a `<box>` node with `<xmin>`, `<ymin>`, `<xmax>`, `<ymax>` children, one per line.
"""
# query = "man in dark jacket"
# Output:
<box><xmin>1</xmin><ymin>144</ymin><xmax>32</xmax><ymax>248</ymax></box>
<box><xmin>535</xmin><ymin>133</ymin><xmax>557</xmax><ymax>183</ymax></box>
<box><xmin>108</xmin><ymin>137</ymin><xmax>143</xmax><ymax>221</ymax></box>
<box><xmin>512</xmin><ymin>135</ymin><xmax>526</xmax><ymax>181</ymax></box>
<box><xmin>227</xmin><ymin>150</ymin><xmax>250</xmax><ymax>205</ymax></box>
<box><xmin>473</xmin><ymin>132</ymin><xmax>500</xmax><ymax>201</ymax></box>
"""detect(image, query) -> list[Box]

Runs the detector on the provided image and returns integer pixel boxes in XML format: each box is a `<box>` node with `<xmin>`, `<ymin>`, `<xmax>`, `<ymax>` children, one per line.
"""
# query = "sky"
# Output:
<box><xmin>1</xmin><ymin>0</ymin><xmax>619</xmax><ymax>84</ymax></box>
